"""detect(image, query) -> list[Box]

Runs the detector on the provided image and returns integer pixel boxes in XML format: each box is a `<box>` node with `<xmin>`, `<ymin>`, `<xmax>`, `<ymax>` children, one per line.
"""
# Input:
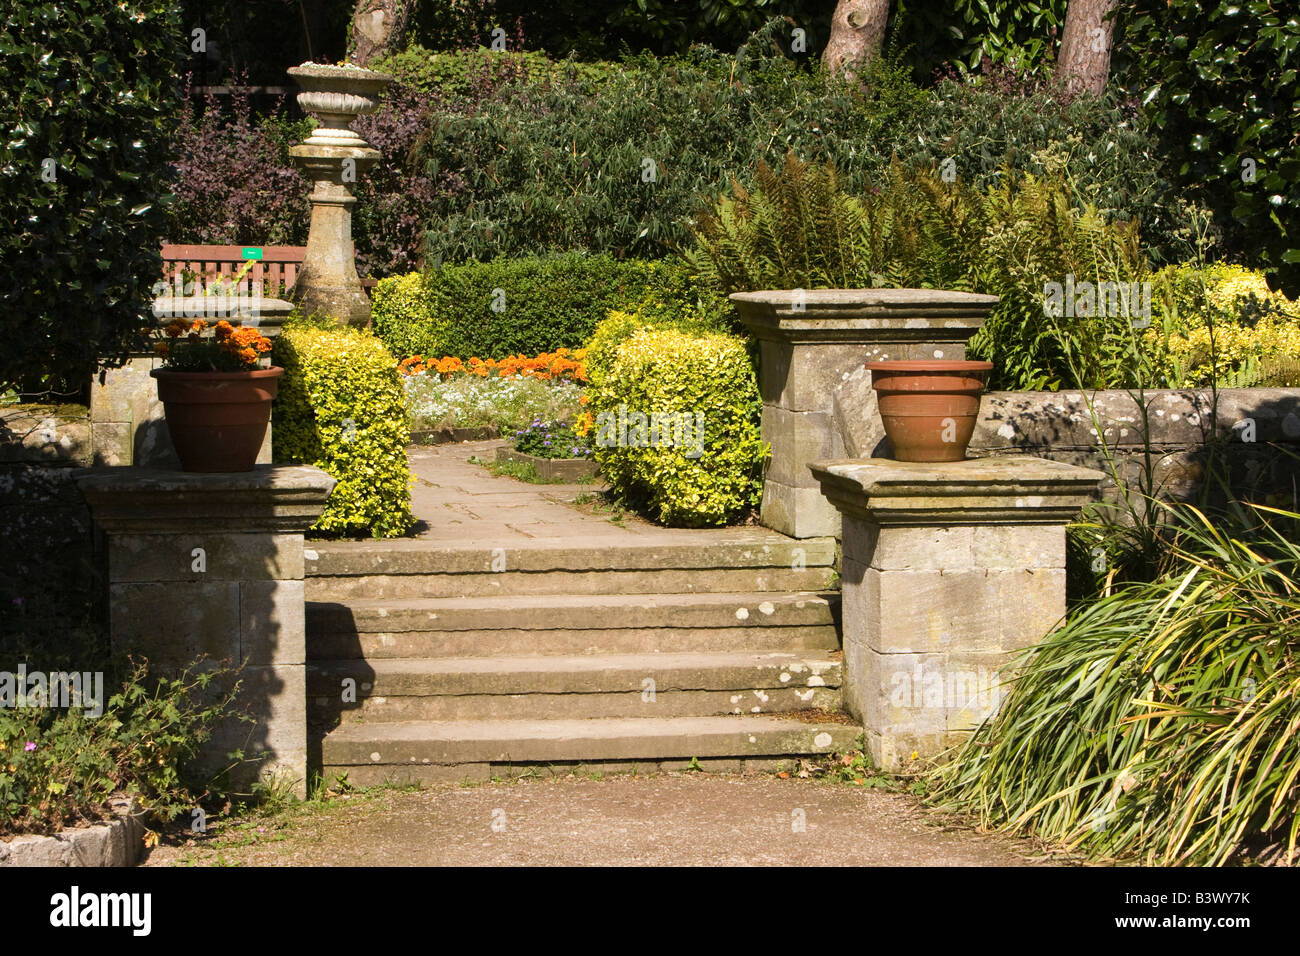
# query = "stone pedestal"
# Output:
<box><xmin>809</xmin><ymin>455</ymin><xmax>1105</xmax><ymax>770</ymax></box>
<box><xmin>77</xmin><ymin>466</ymin><xmax>335</xmax><ymax>798</ymax></box>
<box><xmin>288</xmin><ymin>146</ymin><xmax>378</xmax><ymax>327</ymax></box>
<box><xmin>732</xmin><ymin>289</ymin><xmax>999</xmax><ymax>538</ymax></box>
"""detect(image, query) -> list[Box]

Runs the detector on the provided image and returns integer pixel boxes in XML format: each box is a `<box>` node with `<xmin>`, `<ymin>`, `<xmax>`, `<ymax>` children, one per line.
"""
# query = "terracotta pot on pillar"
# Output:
<box><xmin>866</xmin><ymin>359</ymin><xmax>993</xmax><ymax>462</ymax></box>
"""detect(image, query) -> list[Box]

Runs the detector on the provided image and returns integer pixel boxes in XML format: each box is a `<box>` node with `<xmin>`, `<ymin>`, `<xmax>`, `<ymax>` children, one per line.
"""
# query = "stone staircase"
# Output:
<box><xmin>304</xmin><ymin>533</ymin><xmax>858</xmax><ymax>784</ymax></box>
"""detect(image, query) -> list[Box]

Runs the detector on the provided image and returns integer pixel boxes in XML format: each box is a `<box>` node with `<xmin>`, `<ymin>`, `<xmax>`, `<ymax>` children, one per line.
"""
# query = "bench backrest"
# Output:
<box><xmin>161</xmin><ymin>244</ymin><xmax>306</xmax><ymax>298</ymax></box>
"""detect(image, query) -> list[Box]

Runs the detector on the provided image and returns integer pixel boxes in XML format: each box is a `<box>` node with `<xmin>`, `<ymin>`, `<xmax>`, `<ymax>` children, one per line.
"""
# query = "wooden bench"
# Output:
<box><xmin>160</xmin><ymin>244</ymin><xmax>378</xmax><ymax>297</ymax></box>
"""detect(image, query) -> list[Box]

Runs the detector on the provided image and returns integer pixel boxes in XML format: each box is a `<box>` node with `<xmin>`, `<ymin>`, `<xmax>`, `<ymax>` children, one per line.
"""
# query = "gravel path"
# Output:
<box><xmin>142</xmin><ymin>772</ymin><xmax>1064</xmax><ymax>867</ymax></box>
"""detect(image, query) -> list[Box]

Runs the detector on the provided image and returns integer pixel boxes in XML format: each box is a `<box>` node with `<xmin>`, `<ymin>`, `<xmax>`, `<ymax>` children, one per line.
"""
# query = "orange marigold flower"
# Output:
<box><xmin>164</xmin><ymin>319</ymin><xmax>186</xmax><ymax>338</ymax></box>
<box><xmin>238</xmin><ymin>347</ymin><xmax>257</xmax><ymax>363</ymax></box>
<box><xmin>214</xmin><ymin>320</ymin><xmax>234</xmax><ymax>340</ymax></box>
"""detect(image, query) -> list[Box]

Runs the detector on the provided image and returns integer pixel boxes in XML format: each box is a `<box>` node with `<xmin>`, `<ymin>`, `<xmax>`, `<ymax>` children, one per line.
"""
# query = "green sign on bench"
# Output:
<box><xmin>241</xmin><ymin>247</ymin><xmax>264</xmax><ymax>260</ymax></box>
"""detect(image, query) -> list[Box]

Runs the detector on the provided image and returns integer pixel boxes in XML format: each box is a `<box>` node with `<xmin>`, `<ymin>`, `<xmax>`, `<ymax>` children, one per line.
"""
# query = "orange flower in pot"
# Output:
<box><xmin>150</xmin><ymin>319</ymin><xmax>282</xmax><ymax>473</ymax></box>
<box><xmin>865</xmin><ymin>360</ymin><xmax>993</xmax><ymax>462</ymax></box>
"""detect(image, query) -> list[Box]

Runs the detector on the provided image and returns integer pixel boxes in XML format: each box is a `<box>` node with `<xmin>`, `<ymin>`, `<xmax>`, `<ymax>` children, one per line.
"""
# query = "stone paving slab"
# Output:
<box><xmin>140</xmin><ymin>773</ymin><xmax>1060</xmax><ymax>867</ymax></box>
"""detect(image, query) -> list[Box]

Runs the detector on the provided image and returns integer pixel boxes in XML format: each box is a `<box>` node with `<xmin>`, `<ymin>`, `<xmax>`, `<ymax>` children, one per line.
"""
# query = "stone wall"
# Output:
<box><xmin>833</xmin><ymin>379</ymin><xmax>1300</xmax><ymax>510</ymax></box>
<box><xmin>0</xmin><ymin>406</ymin><xmax>102</xmax><ymax>650</ymax></box>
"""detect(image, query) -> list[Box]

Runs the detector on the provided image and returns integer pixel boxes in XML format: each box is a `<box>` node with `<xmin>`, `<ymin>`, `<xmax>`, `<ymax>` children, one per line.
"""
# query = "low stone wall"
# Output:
<box><xmin>0</xmin><ymin>797</ymin><xmax>144</xmax><ymax>867</ymax></box>
<box><xmin>833</xmin><ymin>377</ymin><xmax>1300</xmax><ymax>509</ymax></box>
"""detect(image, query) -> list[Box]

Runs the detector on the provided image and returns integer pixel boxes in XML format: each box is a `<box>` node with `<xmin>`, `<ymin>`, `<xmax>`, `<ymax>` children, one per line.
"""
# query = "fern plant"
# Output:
<box><xmin>689</xmin><ymin>153</ymin><xmax>1153</xmax><ymax>390</ymax></box>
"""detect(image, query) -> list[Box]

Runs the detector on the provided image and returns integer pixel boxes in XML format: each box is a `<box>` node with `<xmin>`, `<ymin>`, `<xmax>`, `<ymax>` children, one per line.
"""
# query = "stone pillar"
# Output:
<box><xmin>732</xmin><ymin>289</ymin><xmax>999</xmax><ymax>538</ymax></box>
<box><xmin>288</xmin><ymin>149</ymin><xmax>378</xmax><ymax>327</ymax></box>
<box><xmin>809</xmin><ymin>455</ymin><xmax>1105</xmax><ymax>770</ymax></box>
<box><xmin>77</xmin><ymin>466</ymin><xmax>335</xmax><ymax>798</ymax></box>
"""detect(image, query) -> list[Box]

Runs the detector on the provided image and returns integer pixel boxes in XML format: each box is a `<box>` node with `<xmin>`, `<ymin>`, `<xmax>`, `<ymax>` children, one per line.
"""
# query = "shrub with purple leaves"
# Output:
<box><xmin>512</xmin><ymin>420</ymin><xmax>592</xmax><ymax>460</ymax></box>
<box><xmin>167</xmin><ymin>75</ymin><xmax>309</xmax><ymax>248</ymax></box>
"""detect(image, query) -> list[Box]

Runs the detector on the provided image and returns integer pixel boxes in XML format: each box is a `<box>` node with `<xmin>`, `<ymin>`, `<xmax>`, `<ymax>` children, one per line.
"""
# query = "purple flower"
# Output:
<box><xmin>24</xmin><ymin>742</ymin><xmax>36</xmax><ymax>752</ymax></box>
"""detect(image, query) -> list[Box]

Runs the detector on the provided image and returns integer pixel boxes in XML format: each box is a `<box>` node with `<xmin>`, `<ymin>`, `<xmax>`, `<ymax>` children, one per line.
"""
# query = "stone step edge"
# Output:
<box><xmin>306</xmin><ymin>594</ymin><xmax>839</xmax><ymax>635</ymax></box>
<box><xmin>307</xmin><ymin>654</ymin><xmax>842</xmax><ymax>695</ymax></box>
<box><xmin>305</xmin><ymin>538</ymin><xmax>838</xmax><ymax>576</ymax></box>
<box><xmin>317</xmin><ymin>716</ymin><xmax>862</xmax><ymax>766</ymax></box>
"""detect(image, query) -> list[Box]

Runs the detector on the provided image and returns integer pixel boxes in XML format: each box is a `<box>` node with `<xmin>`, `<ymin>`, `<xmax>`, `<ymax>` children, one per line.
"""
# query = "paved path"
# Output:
<box><xmin>406</xmin><ymin>440</ymin><xmax>793</xmax><ymax>545</ymax></box>
<box><xmin>143</xmin><ymin>773</ymin><xmax>1060</xmax><ymax>867</ymax></box>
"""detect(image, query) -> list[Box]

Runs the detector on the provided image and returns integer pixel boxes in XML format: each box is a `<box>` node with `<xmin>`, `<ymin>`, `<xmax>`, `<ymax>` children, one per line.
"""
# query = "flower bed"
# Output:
<box><xmin>400</xmin><ymin>349</ymin><xmax>588</xmax><ymax>436</ymax></box>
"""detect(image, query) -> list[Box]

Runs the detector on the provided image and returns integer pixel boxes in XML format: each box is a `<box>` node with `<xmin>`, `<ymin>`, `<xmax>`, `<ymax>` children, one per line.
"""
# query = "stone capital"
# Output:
<box><xmin>76</xmin><ymin>465</ymin><xmax>336</xmax><ymax>534</ymax></box>
<box><xmin>809</xmin><ymin>455</ymin><xmax>1106</xmax><ymax>526</ymax></box>
<box><xmin>731</xmin><ymin>288</ymin><xmax>999</xmax><ymax>345</ymax></box>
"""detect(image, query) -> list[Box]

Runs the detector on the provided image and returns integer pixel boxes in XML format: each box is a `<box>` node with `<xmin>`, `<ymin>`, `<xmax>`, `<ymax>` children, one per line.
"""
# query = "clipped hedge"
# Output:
<box><xmin>273</xmin><ymin>325</ymin><xmax>413</xmax><ymax>538</ymax></box>
<box><xmin>371</xmin><ymin>254</ymin><xmax>728</xmax><ymax>360</ymax></box>
<box><xmin>584</xmin><ymin>327</ymin><xmax>766</xmax><ymax>527</ymax></box>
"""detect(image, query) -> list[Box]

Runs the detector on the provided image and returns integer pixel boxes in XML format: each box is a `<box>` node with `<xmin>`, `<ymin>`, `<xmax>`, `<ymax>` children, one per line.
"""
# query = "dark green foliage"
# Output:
<box><xmin>373</xmin><ymin>254</ymin><xmax>729</xmax><ymax>360</ymax></box>
<box><xmin>891</xmin><ymin>0</ymin><xmax>1068</xmax><ymax>79</ymax></box>
<box><xmin>893</xmin><ymin>65</ymin><xmax>1188</xmax><ymax>263</ymax></box>
<box><xmin>415</xmin><ymin>23</ymin><xmax>924</xmax><ymax>263</ymax></box>
<box><xmin>1118</xmin><ymin>0</ymin><xmax>1300</xmax><ymax>295</ymax></box>
<box><xmin>0</xmin><ymin>0</ymin><xmax>183</xmax><ymax>395</ymax></box>
<box><xmin>177</xmin><ymin>0</ymin><xmax>353</xmax><ymax>87</ymax></box>
<box><xmin>409</xmin><ymin>0</ymin><xmax>829</xmax><ymax>60</ymax></box>
<box><xmin>411</xmin><ymin>19</ymin><xmax>1183</xmax><ymax>267</ymax></box>
<box><xmin>0</xmin><ymin>661</ymin><xmax>241</xmax><ymax>836</ymax></box>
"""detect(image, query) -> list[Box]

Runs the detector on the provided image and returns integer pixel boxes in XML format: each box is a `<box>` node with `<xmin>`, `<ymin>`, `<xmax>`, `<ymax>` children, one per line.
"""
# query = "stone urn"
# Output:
<box><xmin>287</xmin><ymin>62</ymin><xmax>394</xmax><ymax>148</ymax></box>
<box><xmin>287</xmin><ymin>62</ymin><xmax>393</xmax><ymax>327</ymax></box>
<box><xmin>866</xmin><ymin>359</ymin><xmax>993</xmax><ymax>462</ymax></box>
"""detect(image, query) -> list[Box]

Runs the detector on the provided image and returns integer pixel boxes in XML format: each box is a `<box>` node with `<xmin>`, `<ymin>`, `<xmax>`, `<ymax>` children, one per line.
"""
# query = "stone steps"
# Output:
<box><xmin>306</xmin><ymin>534</ymin><xmax>854</xmax><ymax>777</ymax></box>
<box><xmin>311</xmin><ymin>623</ymin><xmax>841</xmax><ymax>661</ymax></box>
<box><xmin>308</xmin><ymin>651</ymin><xmax>842</xmax><ymax>722</ymax></box>
<box><xmin>316</xmin><ymin>715</ymin><xmax>861</xmax><ymax>785</ymax></box>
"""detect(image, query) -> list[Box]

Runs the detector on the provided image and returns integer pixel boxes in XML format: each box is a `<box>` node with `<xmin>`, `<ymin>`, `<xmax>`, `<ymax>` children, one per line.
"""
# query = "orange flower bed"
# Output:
<box><xmin>399</xmin><ymin>348</ymin><xmax>587</xmax><ymax>383</ymax></box>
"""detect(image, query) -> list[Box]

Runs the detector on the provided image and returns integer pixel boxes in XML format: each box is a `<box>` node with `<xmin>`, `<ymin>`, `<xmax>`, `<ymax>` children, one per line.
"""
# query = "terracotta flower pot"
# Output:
<box><xmin>151</xmin><ymin>368</ymin><xmax>284</xmax><ymax>473</ymax></box>
<box><xmin>866</xmin><ymin>360</ymin><xmax>993</xmax><ymax>462</ymax></box>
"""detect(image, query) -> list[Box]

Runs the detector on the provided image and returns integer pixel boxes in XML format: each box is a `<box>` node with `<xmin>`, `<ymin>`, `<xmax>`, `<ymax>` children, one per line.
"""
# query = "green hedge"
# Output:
<box><xmin>585</xmin><ymin>326</ymin><xmax>766</xmax><ymax>527</ymax></box>
<box><xmin>272</xmin><ymin>324</ymin><xmax>413</xmax><ymax>538</ymax></box>
<box><xmin>0</xmin><ymin>0</ymin><xmax>182</xmax><ymax>393</ymax></box>
<box><xmin>413</xmin><ymin>23</ymin><xmax>924</xmax><ymax>263</ymax></box>
<box><xmin>371</xmin><ymin>254</ymin><xmax>729</xmax><ymax>360</ymax></box>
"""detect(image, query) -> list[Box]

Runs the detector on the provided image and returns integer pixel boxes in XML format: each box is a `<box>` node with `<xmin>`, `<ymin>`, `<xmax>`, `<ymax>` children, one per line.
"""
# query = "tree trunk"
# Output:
<box><xmin>822</xmin><ymin>0</ymin><xmax>890</xmax><ymax>81</ymax></box>
<box><xmin>1055</xmin><ymin>0</ymin><xmax>1118</xmax><ymax>96</ymax></box>
<box><xmin>349</xmin><ymin>0</ymin><xmax>413</xmax><ymax>67</ymax></box>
